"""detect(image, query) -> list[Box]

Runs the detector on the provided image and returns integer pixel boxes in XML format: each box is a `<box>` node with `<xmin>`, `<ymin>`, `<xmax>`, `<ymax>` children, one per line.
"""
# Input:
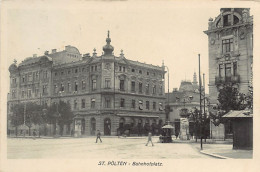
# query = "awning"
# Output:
<box><xmin>116</xmin><ymin>114</ymin><xmax>159</xmax><ymax>118</ymax></box>
<box><xmin>223</xmin><ymin>110</ymin><xmax>253</xmax><ymax>118</ymax></box>
<box><xmin>162</xmin><ymin>124</ymin><xmax>174</xmax><ymax>129</ymax></box>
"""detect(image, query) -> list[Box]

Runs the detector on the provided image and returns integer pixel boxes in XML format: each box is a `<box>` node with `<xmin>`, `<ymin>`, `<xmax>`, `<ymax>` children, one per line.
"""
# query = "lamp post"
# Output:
<box><xmin>164</xmin><ymin>65</ymin><xmax>170</xmax><ymax>123</ymax></box>
<box><xmin>54</xmin><ymin>91</ymin><xmax>63</xmax><ymax>137</ymax></box>
<box><xmin>198</xmin><ymin>54</ymin><xmax>203</xmax><ymax>150</ymax></box>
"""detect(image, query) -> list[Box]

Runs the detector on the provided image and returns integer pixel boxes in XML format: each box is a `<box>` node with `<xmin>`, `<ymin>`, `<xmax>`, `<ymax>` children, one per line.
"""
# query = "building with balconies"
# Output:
<box><xmin>7</xmin><ymin>31</ymin><xmax>166</xmax><ymax>137</ymax></box>
<box><xmin>204</xmin><ymin>8</ymin><xmax>253</xmax><ymax>139</ymax></box>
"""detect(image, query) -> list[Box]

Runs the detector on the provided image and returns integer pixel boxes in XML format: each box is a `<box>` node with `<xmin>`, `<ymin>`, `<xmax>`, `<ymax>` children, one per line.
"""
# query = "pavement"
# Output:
<box><xmin>7</xmin><ymin>136</ymin><xmax>253</xmax><ymax>159</ymax></box>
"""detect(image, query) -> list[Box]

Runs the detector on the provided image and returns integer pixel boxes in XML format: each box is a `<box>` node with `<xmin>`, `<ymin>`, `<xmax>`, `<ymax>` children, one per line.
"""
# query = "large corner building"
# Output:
<box><xmin>8</xmin><ymin>32</ymin><xmax>166</xmax><ymax>136</ymax></box>
<box><xmin>204</xmin><ymin>8</ymin><xmax>253</xmax><ymax>139</ymax></box>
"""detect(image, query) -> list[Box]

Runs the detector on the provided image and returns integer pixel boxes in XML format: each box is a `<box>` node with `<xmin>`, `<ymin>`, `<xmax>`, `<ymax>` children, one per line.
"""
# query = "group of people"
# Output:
<box><xmin>95</xmin><ymin>130</ymin><xmax>154</xmax><ymax>146</ymax></box>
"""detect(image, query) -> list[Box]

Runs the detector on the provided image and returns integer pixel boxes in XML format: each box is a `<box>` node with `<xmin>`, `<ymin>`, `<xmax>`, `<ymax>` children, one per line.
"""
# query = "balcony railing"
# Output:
<box><xmin>215</xmin><ymin>75</ymin><xmax>240</xmax><ymax>85</ymax></box>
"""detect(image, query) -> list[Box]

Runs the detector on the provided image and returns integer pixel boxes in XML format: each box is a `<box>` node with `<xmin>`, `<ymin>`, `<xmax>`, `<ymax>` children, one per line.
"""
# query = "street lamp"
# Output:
<box><xmin>54</xmin><ymin>91</ymin><xmax>63</xmax><ymax>137</ymax></box>
<box><xmin>164</xmin><ymin>65</ymin><xmax>170</xmax><ymax>123</ymax></box>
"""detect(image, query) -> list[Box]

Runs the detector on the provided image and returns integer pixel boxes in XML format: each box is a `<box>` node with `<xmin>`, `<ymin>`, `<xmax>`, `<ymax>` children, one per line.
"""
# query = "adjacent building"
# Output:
<box><xmin>7</xmin><ymin>32</ymin><xmax>166</xmax><ymax>137</ymax></box>
<box><xmin>204</xmin><ymin>8</ymin><xmax>253</xmax><ymax>139</ymax></box>
<box><xmin>166</xmin><ymin>73</ymin><xmax>209</xmax><ymax>139</ymax></box>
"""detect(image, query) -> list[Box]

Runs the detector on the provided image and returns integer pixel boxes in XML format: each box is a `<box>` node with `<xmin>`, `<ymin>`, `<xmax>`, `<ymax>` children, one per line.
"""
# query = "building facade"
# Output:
<box><xmin>166</xmin><ymin>73</ymin><xmax>209</xmax><ymax>139</ymax></box>
<box><xmin>204</xmin><ymin>8</ymin><xmax>253</xmax><ymax>139</ymax></box>
<box><xmin>7</xmin><ymin>32</ymin><xmax>166</xmax><ymax>137</ymax></box>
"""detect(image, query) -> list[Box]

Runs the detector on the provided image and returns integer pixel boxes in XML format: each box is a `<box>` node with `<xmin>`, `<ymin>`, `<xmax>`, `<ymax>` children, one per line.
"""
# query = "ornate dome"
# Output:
<box><xmin>9</xmin><ymin>60</ymin><xmax>18</xmax><ymax>72</ymax></box>
<box><xmin>103</xmin><ymin>31</ymin><xmax>114</xmax><ymax>55</ymax></box>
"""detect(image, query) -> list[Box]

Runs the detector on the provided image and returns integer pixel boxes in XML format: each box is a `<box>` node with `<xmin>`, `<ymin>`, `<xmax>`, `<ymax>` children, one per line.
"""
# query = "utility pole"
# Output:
<box><xmin>203</xmin><ymin>73</ymin><xmax>206</xmax><ymax>143</ymax></box>
<box><xmin>199</xmin><ymin>54</ymin><xmax>203</xmax><ymax>150</ymax></box>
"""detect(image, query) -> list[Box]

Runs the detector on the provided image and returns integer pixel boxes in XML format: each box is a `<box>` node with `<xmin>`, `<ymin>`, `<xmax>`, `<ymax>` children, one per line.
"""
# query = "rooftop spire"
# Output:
<box><xmin>103</xmin><ymin>30</ymin><xmax>114</xmax><ymax>55</ymax></box>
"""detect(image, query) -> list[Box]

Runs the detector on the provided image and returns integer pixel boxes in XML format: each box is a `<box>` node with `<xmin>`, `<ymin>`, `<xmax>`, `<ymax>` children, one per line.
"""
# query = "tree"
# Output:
<box><xmin>10</xmin><ymin>103</ymin><xmax>25</xmax><ymax>137</ymax></box>
<box><xmin>209</xmin><ymin>84</ymin><xmax>253</xmax><ymax>140</ymax></box>
<box><xmin>47</xmin><ymin>101</ymin><xmax>74</xmax><ymax>136</ymax></box>
<box><xmin>188</xmin><ymin>107</ymin><xmax>209</xmax><ymax>142</ymax></box>
<box><xmin>10</xmin><ymin>102</ymin><xmax>44</xmax><ymax>136</ymax></box>
<box><xmin>210</xmin><ymin>84</ymin><xmax>252</xmax><ymax>126</ymax></box>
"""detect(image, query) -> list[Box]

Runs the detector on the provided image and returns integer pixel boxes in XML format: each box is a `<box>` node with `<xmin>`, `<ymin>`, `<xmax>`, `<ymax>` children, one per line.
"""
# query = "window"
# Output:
<box><xmin>131</xmin><ymin>100</ymin><xmax>136</xmax><ymax>109</ymax></box>
<box><xmin>95</xmin><ymin>65</ymin><xmax>97</xmax><ymax>71</ymax></box>
<box><xmin>145</xmin><ymin>84</ymin><xmax>149</xmax><ymax>94</ymax></box>
<box><xmin>42</xmin><ymin>85</ymin><xmax>47</xmax><ymax>94</ymax></box>
<box><xmin>139</xmin><ymin>100</ymin><xmax>143</xmax><ymax>110</ymax></box>
<box><xmin>105</xmin><ymin>79</ymin><xmax>111</xmax><ymax>88</ymax></box>
<box><xmin>139</xmin><ymin>70</ymin><xmax>142</xmax><ymax>74</ymax></box>
<box><xmin>82</xmin><ymin>68</ymin><xmax>85</xmax><ymax>72</ymax></box>
<box><xmin>28</xmin><ymin>74</ymin><xmax>32</xmax><ymax>82</ymax></box>
<box><xmin>68</xmin><ymin>70</ymin><xmax>71</xmax><ymax>75</ymax></box>
<box><xmin>225</xmin><ymin>63</ymin><xmax>232</xmax><ymax>78</ymax></box>
<box><xmin>159</xmin><ymin>103</ymin><xmax>163</xmax><ymax>111</ymax></box>
<box><xmin>74</xmin><ymin>82</ymin><xmax>78</xmax><ymax>92</ymax></box>
<box><xmin>27</xmin><ymin>89</ymin><xmax>32</xmax><ymax>98</ymax></box>
<box><xmin>12</xmin><ymin>90</ymin><xmax>16</xmax><ymax>98</ymax></box>
<box><xmin>223</xmin><ymin>14</ymin><xmax>232</xmax><ymax>27</ymax></box>
<box><xmin>35</xmin><ymin>88</ymin><xmax>39</xmax><ymax>96</ymax></box>
<box><xmin>233</xmin><ymin>62</ymin><xmax>237</xmax><ymax>76</ymax></box>
<box><xmin>120</xmin><ymin>98</ymin><xmax>125</xmax><ymax>107</ymax></box>
<box><xmin>159</xmin><ymin>85</ymin><xmax>163</xmax><ymax>94</ymax></box>
<box><xmin>91</xmin><ymin>66</ymin><xmax>94</xmax><ymax>72</ymax></box>
<box><xmin>12</xmin><ymin>78</ymin><xmax>16</xmax><ymax>85</ymax></box>
<box><xmin>123</xmin><ymin>67</ymin><xmax>125</xmax><ymax>72</ymax></box>
<box><xmin>35</xmin><ymin>72</ymin><xmax>39</xmax><ymax>80</ymax></box>
<box><xmin>139</xmin><ymin>82</ymin><xmax>143</xmax><ymax>93</ymax></box>
<box><xmin>82</xmin><ymin>81</ymin><xmax>86</xmax><ymax>90</ymax></box>
<box><xmin>75</xmin><ymin>69</ymin><xmax>78</xmax><ymax>73</ymax></box>
<box><xmin>153</xmin><ymin>73</ymin><xmax>155</xmax><ymax>76</ymax></box>
<box><xmin>60</xmin><ymin>84</ymin><xmax>64</xmax><ymax>92</ymax></box>
<box><xmin>219</xmin><ymin>64</ymin><xmax>224</xmax><ymax>77</ymax></box>
<box><xmin>68</xmin><ymin>83</ymin><xmax>71</xmax><ymax>92</ymax></box>
<box><xmin>92</xmin><ymin>79</ymin><xmax>97</xmax><ymax>90</ymax></box>
<box><xmin>105</xmin><ymin>98</ymin><xmax>111</xmax><ymax>108</ymax></box>
<box><xmin>22</xmin><ymin>76</ymin><xmax>25</xmax><ymax>83</ymax></box>
<box><xmin>147</xmin><ymin>72</ymin><xmax>149</xmax><ymax>75</ymax></box>
<box><xmin>222</xmin><ymin>38</ymin><xmax>233</xmax><ymax>53</ymax></box>
<box><xmin>21</xmin><ymin>91</ymin><xmax>25</xmax><ymax>98</ymax></box>
<box><xmin>146</xmin><ymin>101</ymin><xmax>150</xmax><ymax>110</ymax></box>
<box><xmin>131</xmin><ymin>81</ymin><xmax>135</xmax><ymax>92</ymax></box>
<box><xmin>54</xmin><ymin>85</ymin><xmax>58</xmax><ymax>93</ymax></box>
<box><xmin>120</xmin><ymin>80</ymin><xmax>125</xmax><ymax>91</ymax></box>
<box><xmin>43</xmin><ymin>71</ymin><xmax>48</xmax><ymax>79</ymax></box>
<box><xmin>81</xmin><ymin>99</ymin><xmax>85</xmax><ymax>108</ymax></box>
<box><xmin>55</xmin><ymin>72</ymin><xmax>58</xmax><ymax>76</ymax></box>
<box><xmin>91</xmin><ymin>99</ymin><xmax>95</xmax><ymax>108</ymax></box>
<box><xmin>74</xmin><ymin>100</ymin><xmax>77</xmax><ymax>109</ymax></box>
<box><xmin>153</xmin><ymin>102</ymin><xmax>156</xmax><ymax>110</ymax></box>
<box><xmin>132</xmin><ymin>69</ymin><xmax>135</xmax><ymax>72</ymax></box>
<box><xmin>61</xmin><ymin>71</ymin><xmax>64</xmax><ymax>75</ymax></box>
<box><xmin>152</xmin><ymin>85</ymin><xmax>156</xmax><ymax>94</ymax></box>
<box><xmin>119</xmin><ymin>66</ymin><xmax>122</xmax><ymax>71</ymax></box>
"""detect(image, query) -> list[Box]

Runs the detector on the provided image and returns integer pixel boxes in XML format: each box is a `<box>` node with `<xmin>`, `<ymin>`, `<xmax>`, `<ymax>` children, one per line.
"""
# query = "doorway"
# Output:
<box><xmin>104</xmin><ymin>118</ymin><xmax>111</xmax><ymax>136</ymax></box>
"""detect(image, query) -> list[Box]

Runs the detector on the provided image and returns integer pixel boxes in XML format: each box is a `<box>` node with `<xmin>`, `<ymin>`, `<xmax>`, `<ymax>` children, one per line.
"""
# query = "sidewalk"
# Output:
<box><xmin>194</xmin><ymin>143</ymin><xmax>253</xmax><ymax>159</ymax></box>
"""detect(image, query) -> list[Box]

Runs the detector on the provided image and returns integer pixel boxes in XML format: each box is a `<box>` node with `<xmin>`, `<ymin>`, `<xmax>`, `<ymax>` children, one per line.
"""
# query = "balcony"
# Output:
<box><xmin>215</xmin><ymin>75</ymin><xmax>240</xmax><ymax>85</ymax></box>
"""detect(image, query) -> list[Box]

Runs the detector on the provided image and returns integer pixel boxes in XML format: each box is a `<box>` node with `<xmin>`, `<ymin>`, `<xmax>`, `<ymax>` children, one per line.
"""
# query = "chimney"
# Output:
<box><xmin>52</xmin><ymin>49</ymin><xmax>57</xmax><ymax>53</ymax></box>
<box><xmin>44</xmin><ymin>51</ymin><xmax>49</xmax><ymax>55</ymax></box>
<box><xmin>33</xmin><ymin>54</ymin><xmax>37</xmax><ymax>58</ymax></box>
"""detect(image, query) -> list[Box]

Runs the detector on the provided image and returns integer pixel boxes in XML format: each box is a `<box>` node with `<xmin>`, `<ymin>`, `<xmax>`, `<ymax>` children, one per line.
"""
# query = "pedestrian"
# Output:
<box><xmin>96</xmin><ymin>130</ymin><xmax>102</xmax><ymax>143</ymax></box>
<box><xmin>33</xmin><ymin>129</ymin><xmax>37</xmax><ymax>140</ymax></box>
<box><xmin>145</xmin><ymin>132</ymin><xmax>154</xmax><ymax>146</ymax></box>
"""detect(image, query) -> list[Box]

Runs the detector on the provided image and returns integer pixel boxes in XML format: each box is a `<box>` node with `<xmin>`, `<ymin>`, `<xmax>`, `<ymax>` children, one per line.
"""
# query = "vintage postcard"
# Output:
<box><xmin>1</xmin><ymin>0</ymin><xmax>260</xmax><ymax>172</ymax></box>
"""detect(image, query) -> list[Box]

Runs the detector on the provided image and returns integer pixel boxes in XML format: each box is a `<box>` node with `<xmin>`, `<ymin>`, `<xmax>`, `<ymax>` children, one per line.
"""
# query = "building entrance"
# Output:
<box><xmin>104</xmin><ymin>118</ymin><xmax>111</xmax><ymax>135</ymax></box>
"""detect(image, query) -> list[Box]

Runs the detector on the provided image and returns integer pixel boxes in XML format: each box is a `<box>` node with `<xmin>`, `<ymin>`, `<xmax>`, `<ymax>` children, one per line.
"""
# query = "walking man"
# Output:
<box><xmin>96</xmin><ymin>130</ymin><xmax>102</xmax><ymax>143</ymax></box>
<box><xmin>145</xmin><ymin>132</ymin><xmax>154</xmax><ymax>146</ymax></box>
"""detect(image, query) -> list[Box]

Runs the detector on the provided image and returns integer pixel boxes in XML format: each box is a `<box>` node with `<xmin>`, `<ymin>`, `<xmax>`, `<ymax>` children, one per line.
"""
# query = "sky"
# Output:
<box><xmin>1</xmin><ymin>1</ymin><xmax>258</xmax><ymax>94</ymax></box>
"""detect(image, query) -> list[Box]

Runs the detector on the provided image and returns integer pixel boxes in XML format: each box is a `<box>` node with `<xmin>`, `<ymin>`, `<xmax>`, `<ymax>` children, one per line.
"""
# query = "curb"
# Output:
<box><xmin>200</xmin><ymin>150</ymin><xmax>230</xmax><ymax>159</ymax></box>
